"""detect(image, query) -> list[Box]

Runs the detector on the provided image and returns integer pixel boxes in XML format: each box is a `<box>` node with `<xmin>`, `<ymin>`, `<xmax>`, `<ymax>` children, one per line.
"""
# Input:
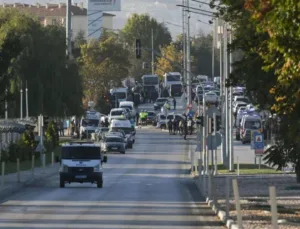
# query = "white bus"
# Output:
<box><xmin>110</xmin><ymin>87</ymin><xmax>127</xmax><ymax>103</ymax></box>
<box><xmin>163</xmin><ymin>72</ymin><xmax>182</xmax><ymax>89</ymax></box>
<box><xmin>141</xmin><ymin>74</ymin><xmax>159</xmax><ymax>95</ymax></box>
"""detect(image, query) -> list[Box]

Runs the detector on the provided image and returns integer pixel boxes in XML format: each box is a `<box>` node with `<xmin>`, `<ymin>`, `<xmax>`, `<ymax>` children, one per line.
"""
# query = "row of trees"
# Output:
<box><xmin>0</xmin><ymin>9</ymin><xmax>219</xmax><ymax>117</ymax></box>
<box><xmin>0</xmin><ymin>9</ymin><xmax>83</xmax><ymax>118</ymax></box>
<box><xmin>210</xmin><ymin>0</ymin><xmax>300</xmax><ymax>181</ymax></box>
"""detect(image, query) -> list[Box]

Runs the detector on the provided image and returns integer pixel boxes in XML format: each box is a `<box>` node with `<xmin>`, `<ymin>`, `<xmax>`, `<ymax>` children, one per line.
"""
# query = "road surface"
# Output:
<box><xmin>0</xmin><ymin>127</ymin><xmax>224</xmax><ymax>228</ymax></box>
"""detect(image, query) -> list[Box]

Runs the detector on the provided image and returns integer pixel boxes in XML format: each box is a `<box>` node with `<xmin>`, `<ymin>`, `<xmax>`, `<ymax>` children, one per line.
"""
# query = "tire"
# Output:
<box><xmin>60</xmin><ymin>177</ymin><xmax>65</xmax><ymax>188</ymax></box>
<box><xmin>120</xmin><ymin>151</ymin><xmax>125</xmax><ymax>154</ymax></box>
<box><xmin>128</xmin><ymin>144</ymin><xmax>133</xmax><ymax>149</ymax></box>
<box><xmin>97</xmin><ymin>179</ymin><xmax>103</xmax><ymax>188</ymax></box>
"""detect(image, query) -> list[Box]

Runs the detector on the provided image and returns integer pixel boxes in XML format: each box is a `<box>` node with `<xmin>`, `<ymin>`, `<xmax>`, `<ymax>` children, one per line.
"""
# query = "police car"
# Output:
<box><xmin>57</xmin><ymin>141</ymin><xmax>107</xmax><ymax>188</ymax></box>
<box><xmin>79</xmin><ymin>111</ymin><xmax>101</xmax><ymax>139</ymax></box>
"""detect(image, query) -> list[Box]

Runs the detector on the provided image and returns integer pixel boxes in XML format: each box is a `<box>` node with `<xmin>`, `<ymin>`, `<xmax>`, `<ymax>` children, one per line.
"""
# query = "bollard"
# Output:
<box><xmin>1</xmin><ymin>162</ymin><xmax>4</xmax><ymax>188</ymax></box>
<box><xmin>232</xmin><ymin>179</ymin><xmax>243</xmax><ymax>228</ymax></box>
<box><xmin>237</xmin><ymin>156</ymin><xmax>240</xmax><ymax>176</ymax></box>
<box><xmin>211</xmin><ymin>174</ymin><xmax>216</xmax><ymax>204</ymax></box>
<box><xmin>31</xmin><ymin>154</ymin><xmax>35</xmax><ymax>176</ymax></box>
<box><xmin>17</xmin><ymin>158</ymin><xmax>20</xmax><ymax>183</ymax></box>
<box><xmin>42</xmin><ymin>154</ymin><xmax>46</xmax><ymax>169</ymax></box>
<box><xmin>225</xmin><ymin>177</ymin><xmax>230</xmax><ymax>219</ymax></box>
<box><xmin>269</xmin><ymin>186</ymin><xmax>279</xmax><ymax>229</ymax></box>
<box><xmin>208</xmin><ymin>170</ymin><xmax>212</xmax><ymax>201</ymax></box>
<box><xmin>203</xmin><ymin>169</ymin><xmax>207</xmax><ymax>196</ymax></box>
<box><xmin>51</xmin><ymin>152</ymin><xmax>54</xmax><ymax>166</ymax></box>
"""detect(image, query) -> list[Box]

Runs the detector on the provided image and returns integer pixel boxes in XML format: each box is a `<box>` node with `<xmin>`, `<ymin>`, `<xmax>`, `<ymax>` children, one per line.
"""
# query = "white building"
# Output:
<box><xmin>2</xmin><ymin>2</ymin><xmax>115</xmax><ymax>40</ymax></box>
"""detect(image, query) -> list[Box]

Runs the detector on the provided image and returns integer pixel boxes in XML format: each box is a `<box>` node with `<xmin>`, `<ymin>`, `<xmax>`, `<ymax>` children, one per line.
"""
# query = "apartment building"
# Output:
<box><xmin>2</xmin><ymin>3</ymin><xmax>115</xmax><ymax>40</ymax></box>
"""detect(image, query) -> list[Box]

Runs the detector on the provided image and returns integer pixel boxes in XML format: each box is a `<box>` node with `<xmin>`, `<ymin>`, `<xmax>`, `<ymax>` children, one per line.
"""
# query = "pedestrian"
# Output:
<box><xmin>173</xmin><ymin>97</ymin><xmax>176</xmax><ymax>110</ymax></box>
<box><xmin>183</xmin><ymin>114</ymin><xmax>188</xmax><ymax>140</ymax></box>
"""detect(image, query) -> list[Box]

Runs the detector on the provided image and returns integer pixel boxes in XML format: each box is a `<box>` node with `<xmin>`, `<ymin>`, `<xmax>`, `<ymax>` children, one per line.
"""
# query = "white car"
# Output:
<box><xmin>204</xmin><ymin>92</ymin><xmax>218</xmax><ymax>104</ymax></box>
<box><xmin>233</xmin><ymin>102</ymin><xmax>247</xmax><ymax>114</ymax></box>
<box><xmin>108</xmin><ymin>108</ymin><xmax>128</xmax><ymax>123</ymax></box>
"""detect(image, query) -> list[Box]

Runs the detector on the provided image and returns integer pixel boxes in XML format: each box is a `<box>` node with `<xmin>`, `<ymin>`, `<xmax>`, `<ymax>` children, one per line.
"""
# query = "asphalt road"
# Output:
<box><xmin>0</xmin><ymin>127</ymin><xmax>224</xmax><ymax>229</ymax></box>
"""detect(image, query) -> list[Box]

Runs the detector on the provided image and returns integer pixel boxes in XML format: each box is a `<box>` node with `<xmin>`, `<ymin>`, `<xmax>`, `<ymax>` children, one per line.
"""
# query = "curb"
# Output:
<box><xmin>193</xmin><ymin>176</ymin><xmax>239</xmax><ymax>229</ymax></box>
<box><xmin>0</xmin><ymin>165</ymin><xmax>58</xmax><ymax>201</ymax></box>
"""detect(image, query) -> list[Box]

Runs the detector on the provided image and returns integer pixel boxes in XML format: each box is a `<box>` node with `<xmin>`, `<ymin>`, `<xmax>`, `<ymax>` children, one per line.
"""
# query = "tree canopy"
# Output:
<box><xmin>0</xmin><ymin>9</ymin><xmax>84</xmax><ymax>118</ymax></box>
<box><xmin>210</xmin><ymin>0</ymin><xmax>300</xmax><ymax>181</ymax></box>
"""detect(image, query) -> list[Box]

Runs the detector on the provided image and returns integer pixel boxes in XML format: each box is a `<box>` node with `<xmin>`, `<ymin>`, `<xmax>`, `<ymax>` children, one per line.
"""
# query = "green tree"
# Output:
<box><xmin>121</xmin><ymin>14</ymin><xmax>172</xmax><ymax>79</ymax></box>
<box><xmin>78</xmin><ymin>35</ymin><xmax>130</xmax><ymax>108</ymax></box>
<box><xmin>0</xmin><ymin>9</ymin><xmax>84</xmax><ymax>118</ymax></box>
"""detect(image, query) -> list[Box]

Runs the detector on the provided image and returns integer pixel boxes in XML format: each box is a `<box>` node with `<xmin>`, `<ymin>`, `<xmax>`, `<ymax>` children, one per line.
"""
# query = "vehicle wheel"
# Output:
<box><xmin>120</xmin><ymin>151</ymin><xmax>125</xmax><ymax>154</ymax></box>
<box><xmin>60</xmin><ymin>178</ymin><xmax>65</xmax><ymax>188</ymax></box>
<box><xmin>97</xmin><ymin>180</ymin><xmax>103</xmax><ymax>188</ymax></box>
<box><xmin>128</xmin><ymin>144</ymin><xmax>133</xmax><ymax>149</ymax></box>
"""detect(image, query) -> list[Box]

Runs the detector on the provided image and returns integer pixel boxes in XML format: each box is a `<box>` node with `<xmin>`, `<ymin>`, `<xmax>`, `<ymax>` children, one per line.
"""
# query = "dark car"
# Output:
<box><xmin>101</xmin><ymin>136</ymin><xmax>126</xmax><ymax>154</ymax></box>
<box><xmin>146</xmin><ymin>111</ymin><xmax>156</xmax><ymax>124</ymax></box>
<box><xmin>154</xmin><ymin>97</ymin><xmax>169</xmax><ymax>110</ymax></box>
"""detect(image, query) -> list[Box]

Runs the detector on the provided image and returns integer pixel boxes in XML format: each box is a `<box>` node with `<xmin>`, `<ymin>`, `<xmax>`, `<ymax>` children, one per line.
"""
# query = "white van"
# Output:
<box><xmin>119</xmin><ymin>101</ymin><xmax>136</xmax><ymax>117</ymax></box>
<box><xmin>110</xmin><ymin>119</ymin><xmax>135</xmax><ymax>146</ymax></box>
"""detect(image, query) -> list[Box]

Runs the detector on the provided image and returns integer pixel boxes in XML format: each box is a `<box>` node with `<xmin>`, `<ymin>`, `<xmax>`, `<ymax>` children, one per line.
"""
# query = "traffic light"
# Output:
<box><xmin>210</xmin><ymin>118</ymin><xmax>214</xmax><ymax>133</ymax></box>
<box><xmin>135</xmin><ymin>39</ymin><xmax>141</xmax><ymax>59</ymax></box>
<box><xmin>216</xmin><ymin>115</ymin><xmax>221</xmax><ymax>131</ymax></box>
<box><xmin>196</xmin><ymin>115</ymin><xmax>203</xmax><ymax>126</ymax></box>
<box><xmin>43</xmin><ymin>116</ymin><xmax>49</xmax><ymax>126</ymax></box>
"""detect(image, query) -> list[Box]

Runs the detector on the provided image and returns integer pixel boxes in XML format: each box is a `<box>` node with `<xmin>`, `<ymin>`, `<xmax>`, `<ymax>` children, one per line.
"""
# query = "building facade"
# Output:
<box><xmin>2</xmin><ymin>3</ymin><xmax>115</xmax><ymax>40</ymax></box>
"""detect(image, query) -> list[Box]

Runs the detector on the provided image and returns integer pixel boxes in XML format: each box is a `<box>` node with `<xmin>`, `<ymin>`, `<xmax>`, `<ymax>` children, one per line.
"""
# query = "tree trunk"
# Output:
<box><xmin>295</xmin><ymin>160</ymin><xmax>300</xmax><ymax>183</ymax></box>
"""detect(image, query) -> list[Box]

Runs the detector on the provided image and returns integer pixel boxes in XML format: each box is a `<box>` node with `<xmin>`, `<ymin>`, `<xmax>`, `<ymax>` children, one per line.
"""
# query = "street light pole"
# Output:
<box><xmin>229</xmin><ymin>26</ymin><xmax>234</xmax><ymax>171</ymax></box>
<box><xmin>151</xmin><ymin>28</ymin><xmax>154</xmax><ymax>75</ymax></box>
<box><xmin>26</xmin><ymin>81</ymin><xmax>29</xmax><ymax>120</ymax></box>
<box><xmin>212</xmin><ymin>19</ymin><xmax>215</xmax><ymax>81</ymax></box>
<box><xmin>20</xmin><ymin>81</ymin><xmax>23</xmax><ymax>120</ymax></box>
<box><xmin>186</xmin><ymin>0</ymin><xmax>192</xmax><ymax>106</ymax></box>
<box><xmin>224</xmin><ymin>22</ymin><xmax>229</xmax><ymax>167</ymax></box>
<box><xmin>66</xmin><ymin>0</ymin><xmax>72</xmax><ymax>58</ymax></box>
<box><xmin>182</xmin><ymin>0</ymin><xmax>186</xmax><ymax>85</ymax></box>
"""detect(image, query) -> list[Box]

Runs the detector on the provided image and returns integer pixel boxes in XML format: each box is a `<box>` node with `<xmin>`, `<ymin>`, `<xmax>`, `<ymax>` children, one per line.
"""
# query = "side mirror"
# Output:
<box><xmin>103</xmin><ymin>155</ymin><xmax>107</xmax><ymax>163</ymax></box>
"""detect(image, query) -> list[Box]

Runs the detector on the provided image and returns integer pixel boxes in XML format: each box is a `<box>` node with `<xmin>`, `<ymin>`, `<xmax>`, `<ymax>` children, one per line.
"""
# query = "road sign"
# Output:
<box><xmin>250</xmin><ymin>130</ymin><xmax>261</xmax><ymax>149</ymax></box>
<box><xmin>206</xmin><ymin>133</ymin><xmax>221</xmax><ymax>150</ymax></box>
<box><xmin>206</xmin><ymin>106</ymin><xmax>221</xmax><ymax>118</ymax></box>
<box><xmin>255</xmin><ymin>149</ymin><xmax>264</xmax><ymax>156</ymax></box>
<box><xmin>253</xmin><ymin>132</ymin><xmax>264</xmax><ymax>155</ymax></box>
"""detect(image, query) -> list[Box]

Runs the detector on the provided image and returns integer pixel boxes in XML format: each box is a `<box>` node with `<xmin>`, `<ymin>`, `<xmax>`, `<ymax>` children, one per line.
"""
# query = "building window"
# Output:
<box><xmin>52</xmin><ymin>19</ymin><xmax>56</xmax><ymax>25</ymax></box>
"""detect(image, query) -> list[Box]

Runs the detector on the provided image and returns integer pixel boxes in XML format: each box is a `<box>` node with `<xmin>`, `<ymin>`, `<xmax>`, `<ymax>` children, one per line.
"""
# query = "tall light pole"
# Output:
<box><xmin>186</xmin><ymin>0</ymin><xmax>192</xmax><ymax>106</ymax></box>
<box><xmin>212</xmin><ymin>19</ymin><xmax>215</xmax><ymax>81</ymax></box>
<box><xmin>182</xmin><ymin>0</ymin><xmax>186</xmax><ymax>85</ymax></box>
<box><xmin>5</xmin><ymin>89</ymin><xmax>7</xmax><ymax>120</ymax></box>
<box><xmin>151</xmin><ymin>28</ymin><xmax>154</xmax><ymax>74</ymax></box>
<box><xmin>224</xmin><ymin>22</ymin><xmax>229</xmax><ymax>167</ymax></box>
<box><xmin>66</xmin><ymin>0</ymin><xmax>72</xmax><ymax>58</ymax></box>
<box><xmin>26</xmin><ymin>81</ymin><xmax>29</xmax><ymax>120</ymax></box>
<box><xmin>228</xmin><ymin>26</ymin><xmax>234</xmax><ymax>171</ymax></box>
<box><xmin>20</xmin><ymin>81</ymin><xmax>23</xmax><ymax>120</ymax></box>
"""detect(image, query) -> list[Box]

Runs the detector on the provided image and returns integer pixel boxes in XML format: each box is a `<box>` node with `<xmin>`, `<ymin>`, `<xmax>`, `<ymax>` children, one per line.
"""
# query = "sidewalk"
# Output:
<box><xmin>0</xmin><ymin>163</ymin><xmax>59</xmax><ymax>200</ymax></box>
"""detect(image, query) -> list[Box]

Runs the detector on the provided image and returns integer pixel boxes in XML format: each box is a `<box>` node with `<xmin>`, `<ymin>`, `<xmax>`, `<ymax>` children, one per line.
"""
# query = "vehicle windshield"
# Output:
<box><xmin>160</xmin><ymin>115</ymin><xmax>166</xmax><ymax>119</ymax></box>
<box><xmin>167</xmin><ymin>75</ymin><xmax>180</xmax><ymax>81</ymax></box>
<box><xmin>111</xmin><ymin>127</ymin><xmax>133</xmax><ymax>134</ymax></box>
<box><xmin>143</xmin><ymin>77</ymin><xmax>158</xmax><ymax>85</ymax></box>
<box><xmin>156</xmin><ymin>98</ymin><xmax>168</xmax><ymax>103</ymax></box>
<box><xmin>148</xmin><ymin>112</ymin><xmax>155</xmax><ymax>117</ymax></box>
<box><xmin>120</xmin><ymin>105</ymin><xmax>132</xmax><ymax>110</ymax></box>
<box><xmin>245</xmin><ymin>120</ymin><xmax>261</xmax><ymax>129</ymax></box>
<box><xmin>81</xmin><ymin>119</ymin><xmax>99</xmax><ymax>127</ymax></box>
<box><xmin>111</xmin><ymin>110</ymin><xmax>124</xmax><ymax>116</ymax></box>
<box><xmin>105</xmin><ymin>137</ymin><xmax>123</xmax><ymax>143</ymax></box>
<box><xmin>113</xmin><ymin>92</ymin><xmax>126</xmax><ymax>99</ymax></box>
<box><xmin>236</xmin><ymin>98</ymin><xmax>249</xmax><ymax>103</ymax></box>
<box><xmin>171</xmin><ymin>85</ymin><xmax>182</xmax><ymax>91</ymax></box>
<box><xmin>61</xmin><ymin>146</ymin><xmax>101</xmax><ymax>159</ymax></box>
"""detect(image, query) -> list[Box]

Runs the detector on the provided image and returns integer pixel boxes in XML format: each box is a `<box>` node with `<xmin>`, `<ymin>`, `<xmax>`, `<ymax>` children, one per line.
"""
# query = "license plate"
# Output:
<box><xmin>75</xmin><ymin>175</ymin><xmax>87</xmax><ymax>179</ymax></box>
<box><xmin>111</xmin><ymin>147</ymin><xmax>118</xmax><ymax>150</ymax></box>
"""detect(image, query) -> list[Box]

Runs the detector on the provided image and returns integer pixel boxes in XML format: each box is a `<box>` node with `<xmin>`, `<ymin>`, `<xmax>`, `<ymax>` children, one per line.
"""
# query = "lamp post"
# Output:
<box><xmin>26</xmin><ymin>81</ymin><xmax>29</xmax><ymax>120</ymax></box>
<box><xmin>186</xmin><ymin>0</ymin><xmax>192</xmax><ymax>107</ymax></box>
<box><xmin>20</xmin><ymin>81</ymin><xmax>23</xmax><ymax>120</ymax></box>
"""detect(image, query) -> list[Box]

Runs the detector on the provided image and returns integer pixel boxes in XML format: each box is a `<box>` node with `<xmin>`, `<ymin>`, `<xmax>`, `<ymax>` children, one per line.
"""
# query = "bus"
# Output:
<box><xmin>163</xmin><ymin>72</ymin><xmax>182</xmax><ymax>89</ymax></box>
<box><xmin>141</xmin><ymin>74</ymin><xmax>159</xmax><ymax>96</ymax></box>
<box><xmin>169</xmin><ymin>83</ymin><xmax>183</xmax><ymax>97</ymax></box>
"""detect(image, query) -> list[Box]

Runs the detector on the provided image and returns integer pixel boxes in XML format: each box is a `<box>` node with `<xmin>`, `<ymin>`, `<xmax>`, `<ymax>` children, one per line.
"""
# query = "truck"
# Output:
<box><xmin>58</xmin><ymin>141</ymin><xmax>107</xmax><ymax>188</ymax></box>
<box><xmin>79</xmin><ymin>111</ymin><xmax>101</xmax><ymax>139</ymax></box>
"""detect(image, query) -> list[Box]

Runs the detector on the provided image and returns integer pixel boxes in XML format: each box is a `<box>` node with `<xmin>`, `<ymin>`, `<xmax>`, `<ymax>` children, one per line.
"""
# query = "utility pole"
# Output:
<box><xmin>212</xmin><ymin>19</ymin><xmax>215</xmax><ymax>81</ymax></box>
<box><xmin>224</xmin><ymin>22</ymin><xmax>229</xmax><ymax>167</ymax></box>
<box><xmin>66</xmin><ymin>0</ymin><xmax>72</xmax><ymax>58</ymax></box>
<box><xmin>151</xmin><ymin>28</ymin><xmax>154</xmax><ymax>74</ymax></box>
<box><xmin>229</xmin><ymin>26</ymin><xmax>234</xmax><ymax>171</ymax></box>
<box><xmin>4</xmin><ymin>95</ymin><xmax>8</xmax><ymax>120</ymax></box>
<box><xmin>186</xmin><ymin>0</ymin><xmax>192</xmax><ymax>106</ymax></box>
<box><xmin>182</xmin><ymin>0</ymin><xmax>186</xmax><ymax>85</ymax></box>
<box><xmin>25</xmin><ymin>81</ymin><xmax>29</xmax><ymax>120</ymax></box>
<box><xmin>20</xmin><ymin>81</ymin><xmax>23</xmax><ymax>120</ymax></box>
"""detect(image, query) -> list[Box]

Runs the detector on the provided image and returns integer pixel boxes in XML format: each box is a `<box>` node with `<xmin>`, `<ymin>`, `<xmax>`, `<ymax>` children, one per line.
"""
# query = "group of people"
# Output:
<box><xmin>167</xmin><ymin>114</ymin><xmax>194</xmax><ymax>140</ymax></box>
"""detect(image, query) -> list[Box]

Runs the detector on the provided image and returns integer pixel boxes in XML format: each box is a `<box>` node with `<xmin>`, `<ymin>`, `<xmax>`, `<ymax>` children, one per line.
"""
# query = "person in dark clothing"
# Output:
<box><xmin>173</xmin><ymin>97</ymin><xmax>176</xmax><ymax>110</ymax></box>
<box><xmin>183</xmin><ymin>114</ymin><xmax>188</xmax><ymax>140</ymax></box>
<box><xmin>136</xmin><ymin>111</ymin><xmax>140</xmax><ymax>124</ymax></box>
<box><xmin>168</xmin><ymin>119</ymin><xmax>173</xmax><ymax>134</ymax></box>
<box><xmin>172</xmin><ymin>119</ymin><xmax>177</xmax><ymax>134</ymax></box>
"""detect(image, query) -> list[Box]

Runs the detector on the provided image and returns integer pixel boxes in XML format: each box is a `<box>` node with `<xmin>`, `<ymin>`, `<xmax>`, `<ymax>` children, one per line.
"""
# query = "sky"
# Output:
<box><xmin>0</xmin><ymin>0</ymin><xmax>215</xmax><ymax>39</ymax></box>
